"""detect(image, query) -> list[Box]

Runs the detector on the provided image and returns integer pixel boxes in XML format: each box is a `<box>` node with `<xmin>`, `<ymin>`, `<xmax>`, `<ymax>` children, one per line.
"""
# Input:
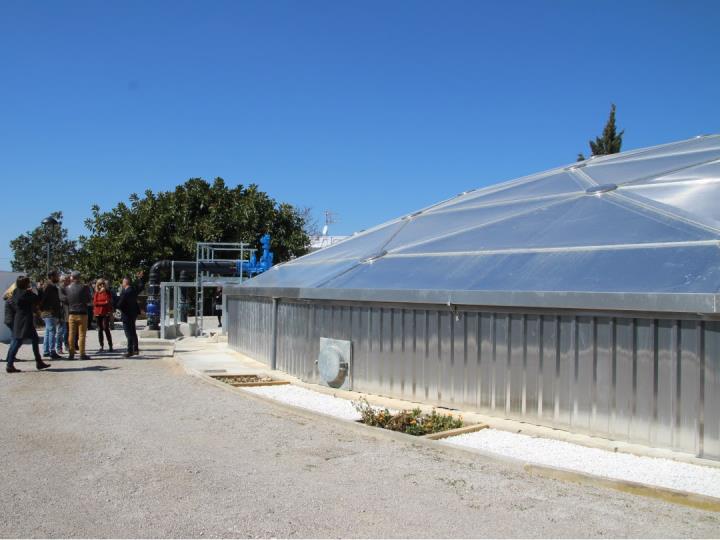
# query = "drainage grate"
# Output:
<box><xmin>210</xmin><ymin>374</ymin><xmax>289</xmax><ymax>387</ymax></box>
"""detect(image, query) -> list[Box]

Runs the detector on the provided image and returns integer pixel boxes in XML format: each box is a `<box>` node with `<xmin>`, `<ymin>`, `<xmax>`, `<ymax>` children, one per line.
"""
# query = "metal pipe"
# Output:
<box><xmin>178</xmin><ymin>269</ymin><xmax>190</xmax><ymax>322</ymax></box>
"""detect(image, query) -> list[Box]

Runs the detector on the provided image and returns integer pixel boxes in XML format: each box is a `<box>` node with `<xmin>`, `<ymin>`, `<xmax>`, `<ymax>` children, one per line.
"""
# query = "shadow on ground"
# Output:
<box><xmin>44</xmin><ymin>366</ymin><xmax>119</xmax><ymax>373</ymax></box>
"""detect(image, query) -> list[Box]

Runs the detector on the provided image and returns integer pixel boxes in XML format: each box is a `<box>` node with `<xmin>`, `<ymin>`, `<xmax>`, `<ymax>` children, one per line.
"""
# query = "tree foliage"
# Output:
<box><xmin>9</xmin><ymin>211</ymin><xmax>79</xmax><ymax>281</ymax></box>
<box><xmin>76</xmin><ymin>178</ymin><xmax>310</xmax><ymax>280</ymax></box>
<box><xmin>578</xmin><ymin>103</ymin><xmax>624</xmax><ymax>161</ymax></box>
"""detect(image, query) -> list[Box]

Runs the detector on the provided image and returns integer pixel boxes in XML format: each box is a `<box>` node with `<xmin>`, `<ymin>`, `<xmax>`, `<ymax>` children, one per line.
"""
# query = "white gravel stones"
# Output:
<box><xmin>444</xmin><ymin>428</ymin><xmax>720</xmax><ymax>499</ymax></box>
<box><xmin>245</xmin><ymin>382</ymin><xmax>720</xmax><ymax>500</ymax></box>
<box><xmin>244</xmin><ymin>384</ymin><xmax>362</xmax><ymax>421</ymax></box>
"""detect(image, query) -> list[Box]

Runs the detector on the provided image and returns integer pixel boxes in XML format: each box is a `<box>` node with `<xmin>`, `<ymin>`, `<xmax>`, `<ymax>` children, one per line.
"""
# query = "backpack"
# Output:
<box><xmin>4</xmin><ymin>296</ymin><xmax>16</xmax><ymax>328</ymax></box>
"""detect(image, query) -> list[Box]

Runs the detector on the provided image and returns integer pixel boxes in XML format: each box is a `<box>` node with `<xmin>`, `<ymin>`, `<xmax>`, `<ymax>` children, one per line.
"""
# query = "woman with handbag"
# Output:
<box><xmin>5</xmin><ymin>276</ymin><xmax>51</xmax><ymax>373</ymax></box>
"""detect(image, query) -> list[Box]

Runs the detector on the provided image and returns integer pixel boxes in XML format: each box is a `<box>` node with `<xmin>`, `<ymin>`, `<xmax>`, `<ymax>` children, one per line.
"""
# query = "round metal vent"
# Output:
<box><xmin>318</xmin><ymin>344</ymin><xmax>349</xmax><ymax>388</ymax></box>
<box><xmin>585</xmin><ymin>183</ymin><xmax>618</xmax><ymax>195</ymax></box>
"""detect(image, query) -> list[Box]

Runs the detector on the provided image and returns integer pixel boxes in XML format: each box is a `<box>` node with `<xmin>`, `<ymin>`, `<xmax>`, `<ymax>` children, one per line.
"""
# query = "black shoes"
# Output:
<box><xmin>6</xmin><ymin>365</ymin><xmax>21</xmax><ymax>373</ymax></box>
<box><xmin>80</xmin><ymin>355</ymin><xmax>90</xmax><ymax>360</ymax></box>
<box><xmin>36</xmin><ymin>361</ymin><xmax>51</xmax><ymax>370</ymax></box>
<box><xmin>68</xmin><ymin>353</ymin><xmax>75</xmax><ymax>360</ymax></box>
<box><xmin>50</xmin><ymin>352</ymin><xmax>62</xmax><ymax>360</ymax></box>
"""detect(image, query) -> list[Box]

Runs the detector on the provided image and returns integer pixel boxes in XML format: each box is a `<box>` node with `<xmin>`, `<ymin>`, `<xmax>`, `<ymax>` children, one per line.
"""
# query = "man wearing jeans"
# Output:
<box><xmin>39</xmin><ymin>270</ymin><xmax>63</xmax><ymax>359</ymax></box>
<box><xmin>56</xmin><ymin>274</ymin><xmax>71</xmax><ymax>354</ymax></box>
<box><xmin>65</xmin><ymin>271</ymin><xmax>91</xmax><ymax>360</ymax></box>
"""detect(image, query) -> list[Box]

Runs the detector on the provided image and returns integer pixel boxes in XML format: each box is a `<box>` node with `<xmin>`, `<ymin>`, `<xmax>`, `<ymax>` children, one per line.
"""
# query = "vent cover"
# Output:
<box><xmin>317</xmin><ymin>338</ymin><xmax>352</xmax><ymax>390</ymax></box>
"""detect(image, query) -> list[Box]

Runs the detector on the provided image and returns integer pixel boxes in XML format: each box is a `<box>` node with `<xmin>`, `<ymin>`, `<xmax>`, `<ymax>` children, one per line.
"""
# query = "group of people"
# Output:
<box><xmin>3</xmin><ymin>270</ymin><xmax>143</xmax><ymax>373</ymax></box>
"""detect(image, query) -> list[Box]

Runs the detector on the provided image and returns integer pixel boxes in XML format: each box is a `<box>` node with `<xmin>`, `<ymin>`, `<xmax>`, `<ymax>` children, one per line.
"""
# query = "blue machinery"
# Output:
<box><xmin>236</xmin><ymin>234</ymin><xmax>274</xmax><ymax>277</ymax></box>
<box><xmin>146</xmin><ymin>234</ymin><xmax>274</xmax><ymax>332</ymax></box>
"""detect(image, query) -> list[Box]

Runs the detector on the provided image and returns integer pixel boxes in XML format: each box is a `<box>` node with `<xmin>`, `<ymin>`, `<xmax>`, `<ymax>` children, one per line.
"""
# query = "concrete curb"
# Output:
<box><xmin>423</xmin><ymin>423</ymin><xmax>488</xmax><ymax>440</ymax></box>
<box><xmin>183</xmin><ymin>361</ymin><xmax>720</xmax><ymax>513</ymax></box>
<box><xmin>215</xmin><ymin>347</ymin><xmax>720</xmax><ymax>470</ymax></box>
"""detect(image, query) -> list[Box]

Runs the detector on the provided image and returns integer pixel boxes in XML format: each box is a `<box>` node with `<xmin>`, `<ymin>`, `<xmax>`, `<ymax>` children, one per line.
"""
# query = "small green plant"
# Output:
<box><xmin>214</xmin><ymin>375</ymin><xmax>273</xmax><ymax>385</ymax></box>
<box><xmin>353</xmin><ymin>398</ymin><xmax>463</xmax><ymax>436</ymax></box>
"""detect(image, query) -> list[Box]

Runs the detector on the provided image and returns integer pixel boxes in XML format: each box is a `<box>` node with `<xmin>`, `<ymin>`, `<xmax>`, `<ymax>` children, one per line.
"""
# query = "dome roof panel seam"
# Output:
<box><xmin>387</xmin><ymin>195</ymin><xmax>580</xmax><ymax>254</ymax></box>
<box><xmin>610</xmin><ymin>190</ymin><xmax>720</xmax><ymax>236</ymax></box>
<box><xmin>381</xmin><ymin>239</ymin><xmax>719</xmax><ymax>257</ymax></box>
<box><xmin>618</xmin><ymin>157</ymin><xmax>720</xmax><ymax>188</ymax></box>
<box><xmin>310</xmin><ymin>216</ymin><xmax>413</xmax><ymax>288</ymax></box>
<box><xmin>423</xmin><ymin>191</ymin><xmax>582</xmax><ymax>215</ymax></box>
<box><xmin>621</xmin><ymin>176</ymin><xmax>720</xmax><ymax>191</ymax></box>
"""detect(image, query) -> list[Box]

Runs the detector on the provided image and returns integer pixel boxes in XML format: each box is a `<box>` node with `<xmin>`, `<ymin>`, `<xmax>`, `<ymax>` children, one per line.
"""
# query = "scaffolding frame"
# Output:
<box><xmin>195</xmin><ymin>242</ymin><xmax>255</xmax><ymax>336</ymax></box>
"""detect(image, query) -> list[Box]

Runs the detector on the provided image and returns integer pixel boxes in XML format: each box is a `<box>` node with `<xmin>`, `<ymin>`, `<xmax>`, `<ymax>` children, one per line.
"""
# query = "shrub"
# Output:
<box><xmin>353</xmin><ymin>398</ymin><xmax>463</xmax><ymax>436</ymax></box>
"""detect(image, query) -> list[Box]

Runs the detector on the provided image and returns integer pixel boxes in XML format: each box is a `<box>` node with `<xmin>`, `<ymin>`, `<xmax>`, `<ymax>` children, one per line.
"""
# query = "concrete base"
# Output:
<box><xmin>139</xmin><ymin>329</ymin><xmax>160</xmax><ymax>338</ymax></box>
<box><xmin>179</xmin><ymin>322</ymin><xmax>198</xmax><ymax>336</ymax></box>
<box><xmin>159</xmin><ymin>322</ymin><xmax>198</xmax><ymax>340</ymax></box>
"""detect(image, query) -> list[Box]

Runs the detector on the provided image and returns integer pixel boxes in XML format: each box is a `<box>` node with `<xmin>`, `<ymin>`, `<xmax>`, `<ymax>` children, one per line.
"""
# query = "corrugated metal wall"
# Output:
<box><xmin>227</xmin><ymin>296</ymin><xmax>720</xmax><ymax>460</ymax></box>
<box><xmin>226</xmin><ymin>296</ymin><xmax>274</xmax><ymax>365</ymax></box>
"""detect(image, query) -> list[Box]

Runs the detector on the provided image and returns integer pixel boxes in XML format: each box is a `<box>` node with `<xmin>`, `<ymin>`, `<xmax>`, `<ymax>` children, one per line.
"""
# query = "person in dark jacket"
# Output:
<box><xmin>214</xmin><ymin>287</ymin><xmax>223</xmax><ymax>327</ymax></box>
<box><xmin>117</xmin><ymin>275</ymin><xmax>141</xmax><ymax>357</ymax></box>
<box><xmin>86</xmin><ymin>279</ymin><xmax>95</xmax><ymax>331</ymax></box>
<box><xmin>39</xmin><ymin>270</ymin><xmax>63</xmax><ymax>359</ymax></box>
<box><xmin>5</xmin><ymin>276</ymin><xmax>51</xmax><ymax>373</ymax></box>
<box><xmin>64</xmin><ymin>271</ymin><xmax>91</xmax><ymax>360</ymax></box>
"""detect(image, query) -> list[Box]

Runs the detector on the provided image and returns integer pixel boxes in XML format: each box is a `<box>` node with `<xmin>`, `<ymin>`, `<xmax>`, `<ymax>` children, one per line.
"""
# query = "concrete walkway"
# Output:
<box><xmin>1</xmin><ymin>328</ymin><xmax>719</xmax><ymax>537</ymax></box>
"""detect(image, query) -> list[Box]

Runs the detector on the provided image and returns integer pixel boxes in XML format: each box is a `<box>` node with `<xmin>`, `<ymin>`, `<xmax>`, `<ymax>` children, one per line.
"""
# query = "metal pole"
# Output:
<box><xmin>221</xmin><ymin>290</ymin><xmax>227</xmax><ymax>336</ymax></box>
<box><xmin>160</xmin><ymin>285</ymin><xmax>166</xmax><ymax>340</ymax></box>
<box><xmin>45</xmin><ymin>223</ymin><xmax>53</xmax><ymax>274</ymax></box>
<box><xmin>270</xmin><ymin>297</ymin><xmax>279</xmax><ymax>370</ymax></box>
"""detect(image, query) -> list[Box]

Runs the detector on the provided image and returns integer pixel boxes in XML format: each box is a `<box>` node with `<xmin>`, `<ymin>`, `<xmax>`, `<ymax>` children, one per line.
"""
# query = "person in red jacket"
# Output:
<box><xmin>93</xmin><ymin>279</ymin><xmax>114</xmax><ymax>353</ymax></box>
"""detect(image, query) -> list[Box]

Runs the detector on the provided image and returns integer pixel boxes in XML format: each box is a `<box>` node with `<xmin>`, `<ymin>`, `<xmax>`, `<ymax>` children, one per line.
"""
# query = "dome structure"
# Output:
<box><xmin>245</xmin><ymin>135</ymin><xmax>720</xmax><ymax>313</ymax></box>
<box><xmin>226</xmin><ymin>135</ymin><xmax>720</xmax><ymax>460</ymax></box>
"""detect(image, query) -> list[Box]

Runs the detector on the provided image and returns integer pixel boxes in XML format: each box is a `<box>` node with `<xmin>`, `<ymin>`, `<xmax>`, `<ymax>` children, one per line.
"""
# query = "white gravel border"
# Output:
<box><xmin>244</xmin><ymin>382</ymin><xmax>720</xmax><ymax>500</ymax></box>
<box><xmin>444</xmin><ymin>428</ymin><xmax>720</xmax><ymax>499</ymax></box>
<box><xmin>244</xmin><ymin>384</ymin><xmax>363</xmax><ymax>421</ymax></box>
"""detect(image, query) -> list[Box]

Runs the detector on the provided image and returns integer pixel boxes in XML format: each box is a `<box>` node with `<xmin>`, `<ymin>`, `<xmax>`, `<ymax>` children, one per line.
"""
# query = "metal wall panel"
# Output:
<box><xmin>227</xmin><ymin>296</ymin><xmax>720</xmax><ymax>460</ymax></box>
<box><xmin>227</xmin><ymin>296</ymin><xmax>273</xmax><ymax>365</ymax></box>
<box><xmin>592</xmin><ymin>317</ymin><xmax>613</xmax><ymax>435</ymax></box>
<box><xmin>704</xmin><ymin>321</ymin><xmax>720</xmax><ymax>460</ymax></box>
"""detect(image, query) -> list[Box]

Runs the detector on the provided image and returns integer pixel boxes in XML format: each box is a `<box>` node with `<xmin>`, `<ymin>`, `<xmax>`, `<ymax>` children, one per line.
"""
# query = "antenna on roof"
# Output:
<box><xmin>322</xmin><ymin>210</ymin><xmax>338</xmax><ymax>236</ymax></box>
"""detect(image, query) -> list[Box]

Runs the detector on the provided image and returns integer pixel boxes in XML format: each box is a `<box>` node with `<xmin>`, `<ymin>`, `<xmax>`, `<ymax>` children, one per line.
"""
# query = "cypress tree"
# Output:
<box><xmin>578</xmin><ymin>103</ymin><xmax>624</xmax><ymax>160</ymax></box>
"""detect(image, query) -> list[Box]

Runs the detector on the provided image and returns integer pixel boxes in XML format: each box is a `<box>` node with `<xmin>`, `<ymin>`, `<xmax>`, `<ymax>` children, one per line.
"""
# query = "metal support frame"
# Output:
<box><xmin>159</xmin><ymin>281</ymin><xmax>198</xmax><ymax>339</ymax></box>
<box><xmin>194</xmin><ymin>242</ymin><xmax>255</xmax><ymax>336</ymax></box>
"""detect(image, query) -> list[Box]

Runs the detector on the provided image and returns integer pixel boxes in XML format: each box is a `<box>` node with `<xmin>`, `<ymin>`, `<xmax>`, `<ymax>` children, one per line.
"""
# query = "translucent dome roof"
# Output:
<box><xmin>240</xmin><ymin>135</ymin><xmax>720</xmax><ymax>313</ymax></box>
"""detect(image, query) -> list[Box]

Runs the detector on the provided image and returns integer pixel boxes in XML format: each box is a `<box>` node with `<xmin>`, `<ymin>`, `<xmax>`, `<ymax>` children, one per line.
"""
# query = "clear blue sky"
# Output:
<box><xmin>1</xmin><ymin>0</ymin><xmax>718</xmax><ymax>270</ymax></box>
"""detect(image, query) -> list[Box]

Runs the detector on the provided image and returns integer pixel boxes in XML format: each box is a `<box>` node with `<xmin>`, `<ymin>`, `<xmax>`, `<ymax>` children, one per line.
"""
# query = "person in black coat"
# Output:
<box><xmin>5</xmin><ymin>276</ymin><xmax>51</xmax><ymax>373</ymax></box>
<box><xmin>117</xmin><ymin>274</ymin><xmax>142</xmax><ymax>358</ymax></box>
<box><xmin>214</xmin><ymin>287</ymin><xmax>223</xmax><ymax>327</ymax></box>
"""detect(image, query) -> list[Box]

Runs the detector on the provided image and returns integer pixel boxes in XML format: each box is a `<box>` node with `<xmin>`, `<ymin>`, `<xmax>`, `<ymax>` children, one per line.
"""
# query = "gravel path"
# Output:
<box><xmin>1</xmin><ymin>328</ymin><xmax>720</xmax><ymax>537</ymax></box>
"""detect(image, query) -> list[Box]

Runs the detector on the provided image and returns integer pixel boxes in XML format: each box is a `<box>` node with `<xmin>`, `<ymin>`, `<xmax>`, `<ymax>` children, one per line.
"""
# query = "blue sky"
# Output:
<box><xmin>1</xmin><ymin>0</ymin><xmax>718</xmax><ymax>270</ymax></box>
